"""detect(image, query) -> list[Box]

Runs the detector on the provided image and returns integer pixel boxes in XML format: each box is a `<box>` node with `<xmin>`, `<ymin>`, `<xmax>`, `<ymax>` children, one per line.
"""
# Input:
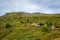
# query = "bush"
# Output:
<box><xmin>46</xmin><ymin>21</ymin><xmax>53</xmax><ymax>26</ymax></box>
<box><xmin>5</xmin><ymin>23</ymin><xmax>12</xmax><ymax>28</ymax></box>
<box><xmin>41</xmin><ymin>27</ymin><xmax>50</xmax><ymax>33</ymax></box>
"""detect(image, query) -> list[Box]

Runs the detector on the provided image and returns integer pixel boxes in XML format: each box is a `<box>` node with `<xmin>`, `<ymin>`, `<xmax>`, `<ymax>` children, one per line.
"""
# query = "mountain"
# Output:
<box><xmin>0</xmin><ymin>12</ymin><xmax>60</xmax><ymax>40</ymax></box>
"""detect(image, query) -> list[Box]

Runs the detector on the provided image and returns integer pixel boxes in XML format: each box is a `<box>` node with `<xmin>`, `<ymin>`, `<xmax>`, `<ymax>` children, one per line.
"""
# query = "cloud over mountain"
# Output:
<box><xmin>0</xmin><ymin>0</ymin><xmax>60</xmax><ymax>15</ymax></box>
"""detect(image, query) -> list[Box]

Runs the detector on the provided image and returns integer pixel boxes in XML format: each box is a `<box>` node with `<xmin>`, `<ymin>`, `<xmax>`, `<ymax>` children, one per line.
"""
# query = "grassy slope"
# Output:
<box><xmin>0</xmin><ymin>12</ymin><xmax>60</xmax><ymax>40</ymax></box>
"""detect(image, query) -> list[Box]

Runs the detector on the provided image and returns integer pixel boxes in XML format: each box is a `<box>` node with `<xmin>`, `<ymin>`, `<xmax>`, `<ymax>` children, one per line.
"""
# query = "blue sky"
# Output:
<box><xmin>0</xmin><ymin>0</ymin><xmax>60</xmax><ymax>15</ymax></box>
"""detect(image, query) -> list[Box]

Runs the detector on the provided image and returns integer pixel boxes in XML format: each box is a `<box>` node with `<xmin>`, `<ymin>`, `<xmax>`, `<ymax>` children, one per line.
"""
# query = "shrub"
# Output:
<box><xmin>41</xmin><ymin>27</ymin><xmax>50</xmax><ymax>33</ymax></box>
<box><xmin>5</xmin><ymin>23</ymin><xmax>12</xmax><ymax>28</ymax></box>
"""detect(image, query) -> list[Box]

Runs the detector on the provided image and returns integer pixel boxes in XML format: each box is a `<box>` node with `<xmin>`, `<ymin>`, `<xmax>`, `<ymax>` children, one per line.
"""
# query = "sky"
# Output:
<box><xmin>0</xmin><ymin>0</ymin><xmax>60</xmax><ymax>15</ymax></box>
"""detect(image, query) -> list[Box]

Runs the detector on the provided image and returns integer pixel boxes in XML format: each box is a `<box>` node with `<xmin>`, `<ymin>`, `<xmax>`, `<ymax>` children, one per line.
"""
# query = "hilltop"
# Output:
<box><xmin>0</xmin><ymin>12</ymin><xmax>60</xmax><ymax>40</ymax></box>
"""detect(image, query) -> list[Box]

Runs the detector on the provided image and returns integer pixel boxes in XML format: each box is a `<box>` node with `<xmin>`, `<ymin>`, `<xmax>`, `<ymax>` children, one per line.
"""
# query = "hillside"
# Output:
<box><xmin>0</xmin><ymin>12</ymin><xmax>60</xmax><ymax>40</ymax></box>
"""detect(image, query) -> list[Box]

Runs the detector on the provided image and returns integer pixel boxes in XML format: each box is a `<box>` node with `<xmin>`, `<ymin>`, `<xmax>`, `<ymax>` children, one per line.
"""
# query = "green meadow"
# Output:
<box><xmin>0</xmin><ymin>12</ymin><xmax>60</xmax><ymax>40</ymax></box>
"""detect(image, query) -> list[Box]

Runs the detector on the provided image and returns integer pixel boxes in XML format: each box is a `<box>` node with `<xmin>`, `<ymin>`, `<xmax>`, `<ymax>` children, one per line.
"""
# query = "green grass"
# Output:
<box><xmin>0</xmin><ymin>12</ymin><xmax>60</xmax><ymax>40</ymax></box>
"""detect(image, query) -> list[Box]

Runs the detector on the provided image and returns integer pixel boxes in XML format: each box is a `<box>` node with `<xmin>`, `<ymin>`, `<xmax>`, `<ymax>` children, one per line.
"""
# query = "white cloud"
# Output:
<box><xmin>0</xmin><ymin>0</ymin><xmax>60</xmax><ymax>15</ymax></box>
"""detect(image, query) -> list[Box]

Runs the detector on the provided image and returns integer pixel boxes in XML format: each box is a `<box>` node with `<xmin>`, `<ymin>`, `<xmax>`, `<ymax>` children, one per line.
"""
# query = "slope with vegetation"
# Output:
<box><xmin>0</xmin><ymin>12</ymin><xmax>60</xmax><ymax>40</ymax></box>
